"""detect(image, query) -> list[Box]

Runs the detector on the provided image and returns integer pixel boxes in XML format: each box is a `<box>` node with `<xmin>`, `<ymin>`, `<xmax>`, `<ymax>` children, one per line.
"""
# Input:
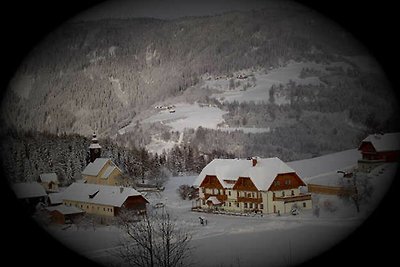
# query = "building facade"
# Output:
<box><xmin>358</xmin><ymin>132</ymin><xmax>400</xmax><ymax>172</ymax></box>
<box><xmin>194</xmin><ymin>157</ymin><xmax>312</xmax><ymax>214</ymax></box>
<box><xmin>61</xmin><ymin>183</ymin><xmax>148</xmax><ymax>217</ymax></box>
<box><xmin>39</xmin><ymin>172</ymin><xmax>59</xmax><ymax>193</ymax></box>
<box><xmin>82</xmin><ymin>158</ymin><xmax>126</xmax><ymax>186</ymax></box>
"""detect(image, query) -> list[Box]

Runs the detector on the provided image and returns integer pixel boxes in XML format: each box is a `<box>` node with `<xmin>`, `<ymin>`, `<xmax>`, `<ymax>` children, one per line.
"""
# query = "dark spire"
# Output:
<box><xmin>89</xmin><ymin>132</ymin><xmax>101</xmax><ymax>163</ymax></box>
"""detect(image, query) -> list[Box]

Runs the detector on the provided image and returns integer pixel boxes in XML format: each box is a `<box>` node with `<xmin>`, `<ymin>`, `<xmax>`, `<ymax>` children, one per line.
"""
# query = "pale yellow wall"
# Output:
<box><xmin>41</xmin><ymin>182</ymin><xmax>59</xmax><ymax>192</ymax></box>
<box><xmin>63</xmin><ymin>200</ymin><xmax>115</xmax><ymax>216</ymax></box>
<box><xmin>83</xmin><ymin>160</ymin><xmax>123</xmax><ymax>186</ymax></box>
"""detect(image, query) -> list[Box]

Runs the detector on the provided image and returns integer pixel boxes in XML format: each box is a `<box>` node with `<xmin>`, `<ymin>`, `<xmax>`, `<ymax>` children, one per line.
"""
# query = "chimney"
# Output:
<box><xmin>252</xmin><ymin>157</ymin><xmax>257</xmax><ymax>167</ymax></box>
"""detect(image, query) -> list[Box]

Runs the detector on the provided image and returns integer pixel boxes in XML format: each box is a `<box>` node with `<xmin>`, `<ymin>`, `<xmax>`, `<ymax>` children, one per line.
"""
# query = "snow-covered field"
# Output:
<box><xmin>207</xmin><ymin>61</ymin><xmax>353</xmax><ymax>104</ymax></box>
<box><xmin>142</xmin><ymin>103</ymin><xmax>227</xmax><ymax>131</ymax></box>
<box><xmin>42</xmin><ymin>149</ymin><xmax>397</xmax><ymax>267</ymax></box>
<box><xmin>132</xmin><ymin>102</ymin><xmax>270</xmax><ymax>154</ymax></box>
<box><xmin>142</xmin><ymin>103</ymin><xmax>270</xmax><ymax>134</ymax></box>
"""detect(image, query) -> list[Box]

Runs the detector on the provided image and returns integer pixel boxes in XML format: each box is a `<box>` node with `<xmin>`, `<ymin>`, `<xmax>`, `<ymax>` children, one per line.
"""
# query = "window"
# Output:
<box><xmin>237</xmin><ymin>203</ymin><xmax>240</xmax><ymax>208</ymax></box>
<box><xmin>275</xmin><ymin>181</ymin><xmax>280</xmax><ymax>186</ymax></box>
<box><xmin>247</xmin><ymin>193</ymin><xmax>252</xmax><ymax>198</ymax></box>
<box><xmin>260</xmin><ymin>204</ymin><xmax>264</xmax><ymax>209</ymax></box>
<box><xmin>229</xmin><ymin>202</ymin><xmax>232</xmax><ymax>207</ymax></box>
<box><xmin>103</xmin><ymin>208</ymin><xmax>106</xmax><ymax>211</ymax></box>
<box><xmin>291</xmin><ymin>190</ymin><xmax>294</xmax><ymax>196</ymax></box>
<box><xmin>228</xmin><ymin>191</ymin><xmax>231</xmax><ymax>196</ymax></box>
<box><xmin>252</xmin><ymin>193</ymin><xmax>255</xmax><ymax>198</ymax></box>
<box><xmin>273</xmin><ymin>192</ymin><xmax>276</xmax><ymax>198</ymax></box>
<box><xmin>202</xmin><ymin>200</ymin><xmax>205</xmax><ymax>205</ymax></box>
<box><xmin>282</xmin><ymin>191</ymin><xmax>285</xmax><ymax>197</ymax></box>
<box><xmin>244</xmin><ymin>203</ymin><xmax>248</xmax><ymax>208</ymax></box>
<box><xmin>303</xmin><ymin>202</ymin><xmax>306</xmax><ymax>208</ymax></box>
<box><xmin>202</xmin><ymin>188</ymin><xmax>205</xmax><ymax>193</ymax></box>
<box><xmin>249</xmin><ymin>203</ymin><xmax>253</xmax><ymax>209</ymax></box>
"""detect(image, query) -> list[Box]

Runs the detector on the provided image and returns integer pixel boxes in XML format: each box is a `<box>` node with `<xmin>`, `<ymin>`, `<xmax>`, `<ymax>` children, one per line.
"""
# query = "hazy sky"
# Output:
<box><xmin>73</xmin><ymin>0</ymin><xmax>272</xmax><ymax>21</ymax></box>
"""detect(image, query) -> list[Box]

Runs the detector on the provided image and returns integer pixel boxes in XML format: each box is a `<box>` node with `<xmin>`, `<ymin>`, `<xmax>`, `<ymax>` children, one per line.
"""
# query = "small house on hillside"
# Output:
<box><xmin>193</xmin><ymin>157</ymin><xmax>312</xmax><ymax>215</ymax></box>
<box><xmin>39</xmin><ymin>173</ymin><xmax>59</xmax><ymax>192</ymax></box>
<box><xmin>61</xmin><ymin>183</ymin><xmax>148</xmax><ymax>217</ymax></box>
<box><xmin>12</xmin><ymin>182</ymin><xmax>48</xmax><ymax>214</ymax></box>
<box><xmin>358</xmin><ymin>132</ymin><xmax>400</xmax><ymax>172</ymax></box>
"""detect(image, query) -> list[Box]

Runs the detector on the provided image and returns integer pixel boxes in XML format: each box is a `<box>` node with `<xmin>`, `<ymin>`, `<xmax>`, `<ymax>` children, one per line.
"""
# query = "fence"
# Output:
<box><xmin>308</xmin><ymin>184</ymin><xmax>356</xmax><ymax>196</ymax></box>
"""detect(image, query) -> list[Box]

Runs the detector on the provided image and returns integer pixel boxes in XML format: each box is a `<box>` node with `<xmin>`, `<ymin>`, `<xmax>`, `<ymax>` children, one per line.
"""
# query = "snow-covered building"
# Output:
<box><xmin>193</xmin><ymin>157</ymin><xmax>312</xmax><ymax>214</ymax></box>
<box><xmin>39</xmin><ymin>172</ymin><xmax>59</xmax><ymax>192</ymax></box>
<box><xmin>48</xmin><ymin>192</ymin><xmax>63</xmax><ymax>206</ymax></box>
<box><xmin>82</xmin><ymin>132</ymin><xmax>131</xmax><ymax>186</ymax></box>
<box><xmin>46</xmin><ymin>205</ymin><xmax>84</xmax><ymax>224</ymax></box>
<box><xmin>61</xmin><ymin>183</ymin><xmax>148</xmax><ymax>216</ymax></box>
<box><xmin>12</xmin><ymin>182</ymin><xmax>48</xmax><ymax>214</ymax></box>
<box><xmin>82</xmin><ymin>157</ymin><xmax>126</xmax><ymax>186</ymax></box>
<box><xmin>358</xmin><ymin>132</ymin><xmax>400</xmax><ymax>172</ymax></box>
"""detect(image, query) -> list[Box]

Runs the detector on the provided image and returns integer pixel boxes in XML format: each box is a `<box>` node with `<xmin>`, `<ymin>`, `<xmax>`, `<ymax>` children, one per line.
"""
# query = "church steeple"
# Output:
<box><xmin>89</xmin><ymin>132</ymin><xmax>101</xmax><ymax>163</ymax></box>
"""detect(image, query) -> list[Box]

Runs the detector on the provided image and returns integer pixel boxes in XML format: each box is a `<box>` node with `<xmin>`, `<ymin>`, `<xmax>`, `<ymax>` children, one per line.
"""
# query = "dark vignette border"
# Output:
<box><xmin>1</xmin><ymin>1</ymin><xmax>398</xmax><ymax>266</ymax></box>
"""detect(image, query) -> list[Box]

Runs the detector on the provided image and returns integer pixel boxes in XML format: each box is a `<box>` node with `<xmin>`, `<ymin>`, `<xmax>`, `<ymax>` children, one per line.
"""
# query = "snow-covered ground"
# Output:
<box><xmin>142</xmin><ymin>103</ymin><xmax>227</xmax><ymax>131</ymax></box>
<box><xmin>128</xmin><ymin>102</ymin><xmax>270</xmax><ymax>154</ymax></box>
<box><xmin>42</xmin><ymin>148</ymin><xmax>397</xmax><ymax>267</ymax></box>
<box><xmin>142</xmin><ymin>103</ymin><xmax>270</xmax><ymax>134</ymax></box>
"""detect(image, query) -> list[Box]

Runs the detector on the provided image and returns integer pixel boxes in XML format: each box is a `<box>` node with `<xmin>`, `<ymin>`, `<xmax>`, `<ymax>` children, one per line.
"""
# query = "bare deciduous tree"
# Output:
<box><xmin>117</xmin><ymin>210</ymin><xmax>192</xmax><ymax>267</ymax></box>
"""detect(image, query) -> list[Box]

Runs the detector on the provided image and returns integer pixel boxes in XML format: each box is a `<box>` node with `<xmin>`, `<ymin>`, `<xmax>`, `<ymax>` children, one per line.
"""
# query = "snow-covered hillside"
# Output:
<box><xmin>207</xmin><ymin>61</ymin><xmax>353</xmax><ymax>104</ymax></box>
<box><xmin>119</xmin><ymin>102</ymin><xmax>271</xmax><ymax>154</ymax></box>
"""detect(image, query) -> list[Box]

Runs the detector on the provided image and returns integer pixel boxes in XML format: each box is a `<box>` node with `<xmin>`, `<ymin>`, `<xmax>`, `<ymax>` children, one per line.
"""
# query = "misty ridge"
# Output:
<box><xmin>0</xmin><ymin>2</ymin><xmax>399</xmax><ymax>185</ymax></box>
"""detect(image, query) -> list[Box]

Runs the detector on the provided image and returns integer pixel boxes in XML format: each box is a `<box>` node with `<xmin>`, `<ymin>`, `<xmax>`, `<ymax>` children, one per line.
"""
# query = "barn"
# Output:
<box><xmin>358</xmin><ymin>132</ymin><xmax>400</xmax><ymax>172</ymax></box>
<box><xmin>61</xmin><ymin>183</ymin><xmax>148</xmax><ymax>217</ymax></box>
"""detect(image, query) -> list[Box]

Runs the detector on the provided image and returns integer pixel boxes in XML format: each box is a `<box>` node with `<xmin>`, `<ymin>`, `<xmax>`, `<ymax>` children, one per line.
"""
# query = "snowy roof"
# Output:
<box><xmin>61</xmin><ymin>183</ymin><xmax>146</xmax><ymax>207</ymax></box>
<box><xmin>12</xmin><ymin>182</ymin><xmax>47</xmax><ymax>199</ymax></box>
<box><xmin>46</xmin><ymin>205</ymin><xmax>84</xmax><ymax>215</ymax></box>
<box><xmin>361</xmin><ymin>132</ymin><xmax>400</xmax><ymax>152</ymax></box>
<box><xmin>39</xmin><ymin>173</ymin><xmax>59</xmax><ymax>183</ymax></box>
<box><xmin>89</xmin><ymin>143</ymin><xmax>102</xmax><ymax>149</ymax></box>
<box><xmin>48</xmin><ymin>192</ymin><xmax>63</xmax><ymax>205</ymax></box>
<box><xmin>194</xmin><ymin>157</ymin><xmax>296</xmax><ymax>190</ymax></box>
<box><xmin>82</xmin><ymin>158</ymin><xmax>110</xmax><ymax>176</ymax></box>
<box><xmin>287</xmin><ymin>149</ymin><xmax>359</xmax><ymax>179</ymax></box>
<box><xmin>101</xmin><ymin>166</ymin><xmax>117</xmax><ymax>179</ymax></box>
<box><xmin>206</xmin><ymin>196</ymin><xmax>222</xmax><ymax>205</ymax></box>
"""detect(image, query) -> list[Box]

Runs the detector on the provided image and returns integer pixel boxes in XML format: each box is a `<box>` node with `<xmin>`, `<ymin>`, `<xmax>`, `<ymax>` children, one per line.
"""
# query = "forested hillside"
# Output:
<box><xmin>1</xmin><ymin>2</ymin><xmax>366</xmax><ymax>136</ymax></box>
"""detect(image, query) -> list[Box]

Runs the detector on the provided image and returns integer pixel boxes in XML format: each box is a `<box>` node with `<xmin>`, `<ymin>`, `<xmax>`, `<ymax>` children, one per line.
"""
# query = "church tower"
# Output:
<box><xmin>89</xmin><ymin>132</ymin><xmax>101</xmax><ymax>163</ymax></box>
